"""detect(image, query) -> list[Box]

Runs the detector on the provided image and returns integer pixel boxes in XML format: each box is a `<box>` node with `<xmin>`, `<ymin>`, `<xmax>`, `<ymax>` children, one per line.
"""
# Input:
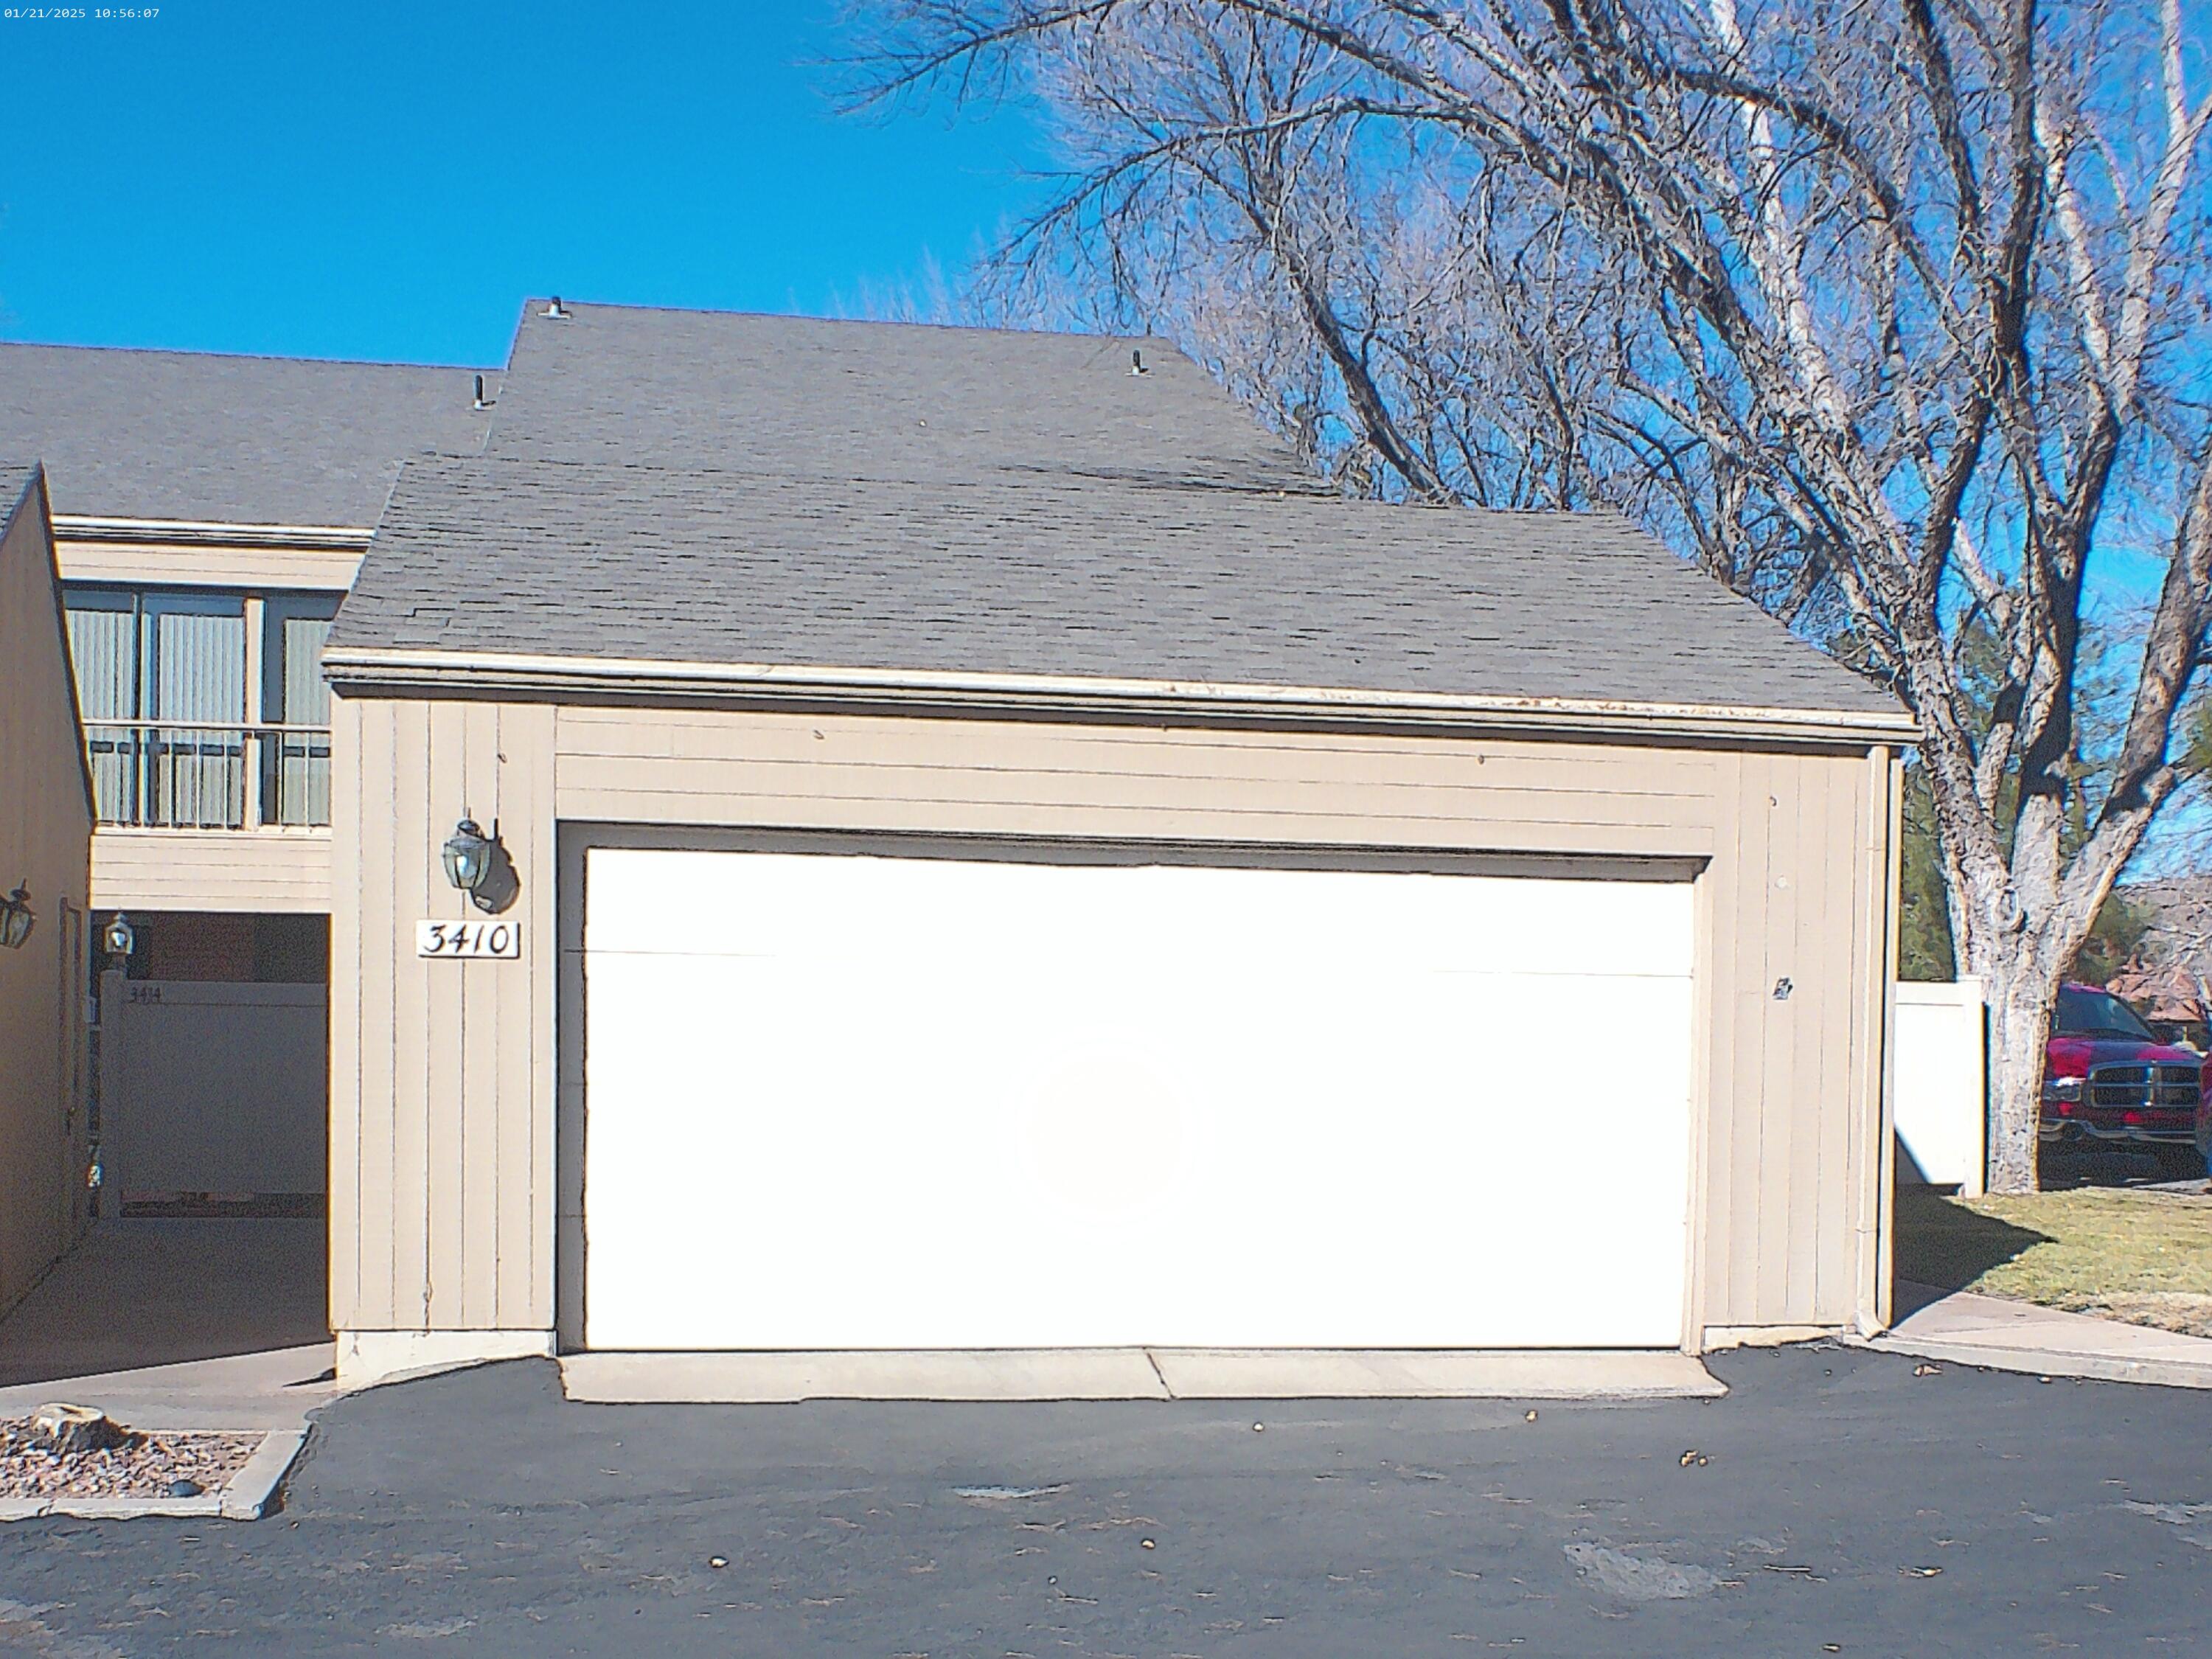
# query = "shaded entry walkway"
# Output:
<box><xmin>0</xmin><ymin>1219</ymin><xmax>332</xmax><ymax>1428</ymax></box>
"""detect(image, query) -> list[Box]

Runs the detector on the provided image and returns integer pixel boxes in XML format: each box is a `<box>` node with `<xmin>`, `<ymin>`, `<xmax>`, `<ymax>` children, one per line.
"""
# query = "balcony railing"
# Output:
<box><xmin>83</xmin><ymin>720</ymin><xmax>333</xmax><ymax>830</ymax></box>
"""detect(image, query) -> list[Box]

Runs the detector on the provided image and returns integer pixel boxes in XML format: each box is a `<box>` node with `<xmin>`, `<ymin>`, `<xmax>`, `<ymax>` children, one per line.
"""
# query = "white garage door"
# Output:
<box><xmin>582</xmin><ymin>845</ymin><xmax>1694</xmax><ymax>1351</ymax></box>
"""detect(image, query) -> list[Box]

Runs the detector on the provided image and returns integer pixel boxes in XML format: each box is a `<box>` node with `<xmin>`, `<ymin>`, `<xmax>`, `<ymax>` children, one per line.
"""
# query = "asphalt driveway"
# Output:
<box><xmin>4</xmin><ymin>1344</ymin><xmax>2211</xmax><ymax>1655</ymax></box>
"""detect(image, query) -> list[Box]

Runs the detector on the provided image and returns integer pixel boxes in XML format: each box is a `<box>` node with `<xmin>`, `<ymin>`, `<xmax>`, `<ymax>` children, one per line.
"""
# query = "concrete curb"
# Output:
<box><xmin>1860</xmin><ymin>1334</ymin><xmax>2212</xmax><ymax>1391</ymax></box>
<box><xmin>221</xmin><ymin>1427</ymin><xmax>308</xmax><ymax>1519</ymax></box>
<box><xmin>0</xmin><ymin>1425</ymin><xmax>307</xmax><ymax>1523</ymax></box>
<box><xmin>15</xmin><ymin>1491</ymin><xmax>226</xmax><ymax>1521</ymax></box>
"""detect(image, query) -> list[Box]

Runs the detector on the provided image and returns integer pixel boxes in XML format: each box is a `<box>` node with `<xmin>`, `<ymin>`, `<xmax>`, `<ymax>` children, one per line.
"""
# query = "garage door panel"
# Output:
<box><xmin>582</xmin><ymin>846</ymin><xmax>1693</xmax><ymax>1351</ymax></box>
<box><xmin>584</xmin><ymin>848</ymin><xmax>1693</xmax><ymax>981</ymax></box>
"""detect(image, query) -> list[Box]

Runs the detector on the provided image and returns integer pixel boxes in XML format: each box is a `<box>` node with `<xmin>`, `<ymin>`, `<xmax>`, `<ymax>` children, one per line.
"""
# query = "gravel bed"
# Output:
<box><xmin>0</xmin><ymin>1419</ymin><xmax>260</xmax><ymax>1500</ymax></box>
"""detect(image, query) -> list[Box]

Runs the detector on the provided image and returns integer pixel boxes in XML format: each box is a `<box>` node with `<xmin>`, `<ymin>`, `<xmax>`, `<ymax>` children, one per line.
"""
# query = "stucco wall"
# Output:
<box><xmin>328</xmin><ymin>691</ymin><xmax>1898</xmax><ymax>1355</ymax></box>
<box><xmin>0</xmin><ymin>471</ymin><xmax>94</xmax><ymax>1314</ymax></box>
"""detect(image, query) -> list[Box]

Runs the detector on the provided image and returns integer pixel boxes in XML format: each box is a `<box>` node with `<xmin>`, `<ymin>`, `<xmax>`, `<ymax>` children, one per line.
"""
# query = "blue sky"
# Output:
<box><xmin>0</xmin><ymin>0</ymin><xmax>1048</xmax><ymax>366</ymax></box>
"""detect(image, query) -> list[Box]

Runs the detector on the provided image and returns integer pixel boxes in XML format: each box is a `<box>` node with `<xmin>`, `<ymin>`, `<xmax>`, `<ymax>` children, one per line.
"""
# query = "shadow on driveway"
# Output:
<box><xmin>0</xmin><ymin>1218</ymin><xmax>328</xmax><ymax>1391</ymax></box>
<box><xmin>1892</xmin><ymin>1186</ymin><xmax>2053</xmax><ymax>1299</ymax></box>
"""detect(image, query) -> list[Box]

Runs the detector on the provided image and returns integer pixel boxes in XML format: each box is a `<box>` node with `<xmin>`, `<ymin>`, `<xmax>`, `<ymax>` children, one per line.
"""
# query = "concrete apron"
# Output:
<box><xmin>1868</xmin><ymin>1281</ymin><xmax>2212</xmax><ymax>1390</ymax></box>
<box><xmin>0</xmin><ymin>1345</ymin><xmax>337</xmax><ymax>1433</ymax></box>
<box><xmin>559</xmin><ymin>1348</ymin><xmax>1725</xmax><ymax>1404</ymax></box>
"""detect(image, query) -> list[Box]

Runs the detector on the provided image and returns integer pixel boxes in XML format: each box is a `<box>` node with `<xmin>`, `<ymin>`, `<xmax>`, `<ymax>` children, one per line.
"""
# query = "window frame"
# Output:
<box><xmin>60</xmin><ymin>582</ymin><xmax>348</xmax><ymax>830</ymax></box>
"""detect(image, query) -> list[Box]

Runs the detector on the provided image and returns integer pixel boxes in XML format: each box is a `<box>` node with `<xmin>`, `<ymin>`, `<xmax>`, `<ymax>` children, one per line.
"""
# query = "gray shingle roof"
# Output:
<box><xmin>0</xmin><ymin>342</ymin><xmax>496</xmax><ymax>526</ymax></box>
<box><xmin>483</xmin><ymin>302</ymin><xmax>1316</xmax><ymax>493</ymax></box>
<box><xmin>333</xmin><ymin>451</ymin><xmax>1901</xmax><ymax>718</ymax></box>
<box><xmin>0</xmin><ymin>462</ymin><xmax>39</xmax><ymax>527</ymax></box>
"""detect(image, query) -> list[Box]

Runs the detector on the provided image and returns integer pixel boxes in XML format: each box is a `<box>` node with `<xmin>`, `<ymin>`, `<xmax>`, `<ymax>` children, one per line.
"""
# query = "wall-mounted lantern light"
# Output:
<box><xmin>0</xmin><ymin>884</ymin><xmax>35</xmax><ymax>950</ymax></box>
<box><xmin>441</xmin><ymin>815</ymin><xmax>518</xmax><ymax>914</ymax></box>
<box><xmin>102</xmin><ymin>912</ymin><xmax>136</xmax><ymax>961</ymax></box>
<box><xmin>442</xmin><ymin>817</ymin><xmax>493</xmax><ymax>898</ymax></box>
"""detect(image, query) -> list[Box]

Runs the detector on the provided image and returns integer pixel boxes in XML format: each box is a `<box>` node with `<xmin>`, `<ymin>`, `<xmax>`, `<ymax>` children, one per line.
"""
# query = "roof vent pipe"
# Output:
<box><xmin>543</xmin><ymin>296</ymin><xmax>568</xmax><ymax>319</ymax></box>
<box><xmin>472</xmin><ymin>373</ymin><xmax>492</xmax><ymax>410</ymax></box>
<box><xmin>1130</xmin><ymin>348</ymin><xmax>1149</xmax><ymax>376</ymax></box>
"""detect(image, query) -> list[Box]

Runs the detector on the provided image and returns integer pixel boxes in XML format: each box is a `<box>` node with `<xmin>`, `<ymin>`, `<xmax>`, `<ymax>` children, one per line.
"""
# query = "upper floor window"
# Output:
<box><xmin>63</xmin><ymin>587</ymin><xmax>340</xmax><ymax>830</ymax></box>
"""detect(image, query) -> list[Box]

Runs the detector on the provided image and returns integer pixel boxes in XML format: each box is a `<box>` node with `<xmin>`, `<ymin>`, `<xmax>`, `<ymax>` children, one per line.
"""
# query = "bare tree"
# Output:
<box><xmin>851</xmin><ymin>0</ymin><xmax>2212</xmax><ymax>1191</ymax></box>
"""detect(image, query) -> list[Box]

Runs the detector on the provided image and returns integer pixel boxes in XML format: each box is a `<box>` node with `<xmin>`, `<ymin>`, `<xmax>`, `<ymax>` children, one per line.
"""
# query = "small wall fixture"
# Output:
<box><xmin>442</xmin><ymin>818</ymin><xmax>494</xmax><ymax>897</ymax></box>
<box><xmin>0</xmin><ymin>884</ymin><xmax>35</xmax><ymax>950</ymax></box>
<box><xmin>442</xmin><ymin>816</ymin><xmax>520</xmax><ymax>914</ymax></box>
<box><xmin>102</xmin><ymin>912</ymin><xmax>136</xmax><ymax>960</ymax></box>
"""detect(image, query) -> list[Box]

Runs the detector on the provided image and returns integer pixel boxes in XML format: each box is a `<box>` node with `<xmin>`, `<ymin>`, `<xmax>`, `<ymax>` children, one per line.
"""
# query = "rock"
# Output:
<box><xmin>29</xmin><ymin>1403</ymin><xmax>131</xmax><ymax>1456</ymax></box>
<box><xmin>166</xmin><ymin>1478</ymin><xmax>204</xmax><ymax>1498</ymax></box>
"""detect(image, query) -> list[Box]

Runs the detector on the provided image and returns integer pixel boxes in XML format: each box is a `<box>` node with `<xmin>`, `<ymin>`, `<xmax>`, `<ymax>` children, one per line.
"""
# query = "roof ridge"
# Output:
<box><xmin>390</xmin><ymin>451</ymin><xmax>1682</xmax><ymax>530</ymax></box>
<box><xmin>515</xmin><ymin>297</ymin><xmax>1173</xmax><ymax>348</ymax></box>
<box><xmin>403</xmin><ymin>445</ymin><xmax>1327</xmax><ymax>492</ymax></box>
<box><xmin>0</xmin><ymin>338</ymin><xmax>496</xmax><ymax>374</ymax></box>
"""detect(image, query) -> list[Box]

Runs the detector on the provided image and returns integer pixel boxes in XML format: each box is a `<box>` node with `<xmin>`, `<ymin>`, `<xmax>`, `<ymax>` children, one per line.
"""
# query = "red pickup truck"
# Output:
<box><xmin>2041</xmin><ymin>982</ymin><xmax>2208</xmax><ymax>1177</ymax></box>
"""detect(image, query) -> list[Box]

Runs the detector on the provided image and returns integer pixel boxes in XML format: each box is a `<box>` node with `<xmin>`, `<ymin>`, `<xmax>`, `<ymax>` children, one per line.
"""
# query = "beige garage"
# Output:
<box><xmin>320</xmin><ymin>303</ymin><xmax>1913</xmax><ymax>1384</ymax></box>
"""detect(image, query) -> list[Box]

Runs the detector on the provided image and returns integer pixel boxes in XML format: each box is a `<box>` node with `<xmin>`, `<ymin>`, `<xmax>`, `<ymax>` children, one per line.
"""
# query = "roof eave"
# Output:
<box><xmin>51</xmin><ymin>513</ymin><xmax>373</xmax><ymax>549</ymax></box>
<box><xmin>321</xmin><ymin>644</ymin><xmax>1921</xmax><ymax>747</ymax></box>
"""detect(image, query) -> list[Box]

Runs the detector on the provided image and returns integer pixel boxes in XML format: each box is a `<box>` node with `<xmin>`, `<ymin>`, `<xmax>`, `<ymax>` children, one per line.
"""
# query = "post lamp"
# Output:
<box><xmin>0</xmin><ymin>884</ymin><xmax>34</xmax><ymax>950</ymax></box>
<box><xmin>102</xmin><ymin>913</ymin><xmax>136</xmax><ymax>961</ymax></box>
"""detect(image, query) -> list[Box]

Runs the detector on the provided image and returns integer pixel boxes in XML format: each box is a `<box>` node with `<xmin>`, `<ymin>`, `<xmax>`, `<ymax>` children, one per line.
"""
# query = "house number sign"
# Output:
<box><xmin>416</xmin><ymin>920</ymin><xmax>522</xmax><ymax>960</ymax></box>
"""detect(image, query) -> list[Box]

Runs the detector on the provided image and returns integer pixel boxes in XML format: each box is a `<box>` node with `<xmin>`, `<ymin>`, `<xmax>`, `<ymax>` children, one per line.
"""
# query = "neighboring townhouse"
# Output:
<box><xmin>0</xmin><ymin>344</ymin><xmax>494</xmax><ymax>1220</ymax></box>
<box><xmin>0</xmin><ymin>464</ymin><xmax>94</xmax><ymax>1313</ymax></box>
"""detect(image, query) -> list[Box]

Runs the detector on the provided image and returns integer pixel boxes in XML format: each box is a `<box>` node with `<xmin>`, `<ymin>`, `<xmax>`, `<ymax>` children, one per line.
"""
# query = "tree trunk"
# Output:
<box><xmin>1975</xmin><ymin>939</ymin><xmax>2062</xmax><ymax>1194</ymax></box>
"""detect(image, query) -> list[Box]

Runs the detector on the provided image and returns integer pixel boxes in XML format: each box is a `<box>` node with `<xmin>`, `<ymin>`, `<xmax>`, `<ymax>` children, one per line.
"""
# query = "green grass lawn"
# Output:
<box><xmin>1896</xmin><ymin>1186</ymin><xmax>2212</xmax><ymax>1337</ymax></box>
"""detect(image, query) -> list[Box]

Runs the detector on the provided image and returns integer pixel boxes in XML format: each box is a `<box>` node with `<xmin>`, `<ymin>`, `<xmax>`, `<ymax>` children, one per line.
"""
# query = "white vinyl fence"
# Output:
<box><xmin>100</xmin><ymin>980</ymin><xmax>327</xmax><ymax>1202</ymax></box>
<box><xmin>1893</xmin><ymin>978</ymin><xmax>1988</xmax><ymax>1196</ymax></box>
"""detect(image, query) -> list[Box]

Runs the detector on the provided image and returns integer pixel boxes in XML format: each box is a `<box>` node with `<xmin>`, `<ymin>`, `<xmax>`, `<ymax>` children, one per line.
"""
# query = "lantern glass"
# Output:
<box><xmin>0</xmin><ymin>887</ymin><xmax>32</xmax><ymax>951</ymax></box>
<box><xmin>102</xmin><ymin>913</ymin><xmax>135</xmax><ymax>959</ymax></box>
<box><xmin>442</xmin><ymin>818</ymin><xmax>493</xmax><ymax>893</ymax></box>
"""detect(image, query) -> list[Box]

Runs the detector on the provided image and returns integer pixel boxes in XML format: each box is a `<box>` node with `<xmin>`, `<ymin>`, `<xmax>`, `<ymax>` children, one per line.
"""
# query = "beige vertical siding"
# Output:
<box><xmin>1696</xmin><ymin>748</ymin><xmax>1890</xmax><ymax>1332</ymax></box>
<box><xmin>329</xmin><ymin>693</ymin><xmax>556</xmax><ymax>1334</ymax></box>
<box><xmin>330</xmin><ymin>695</ymin><xmax>1896</xmax><ymax>1343</ymax></box>
<box><xmin>1874</xmin><ymin>748</ymin><xmax>1905</xmax><ymax>1329</ymax></box>
<box><xmin>329</xmin><ymin>696</ymin><xmax>364</xmax><ymax>1327</ymax></box>
<box><xmin>0</xmin><ymin>476</ymin><xmax>94</xmax><ymax>1315</ymax></box>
